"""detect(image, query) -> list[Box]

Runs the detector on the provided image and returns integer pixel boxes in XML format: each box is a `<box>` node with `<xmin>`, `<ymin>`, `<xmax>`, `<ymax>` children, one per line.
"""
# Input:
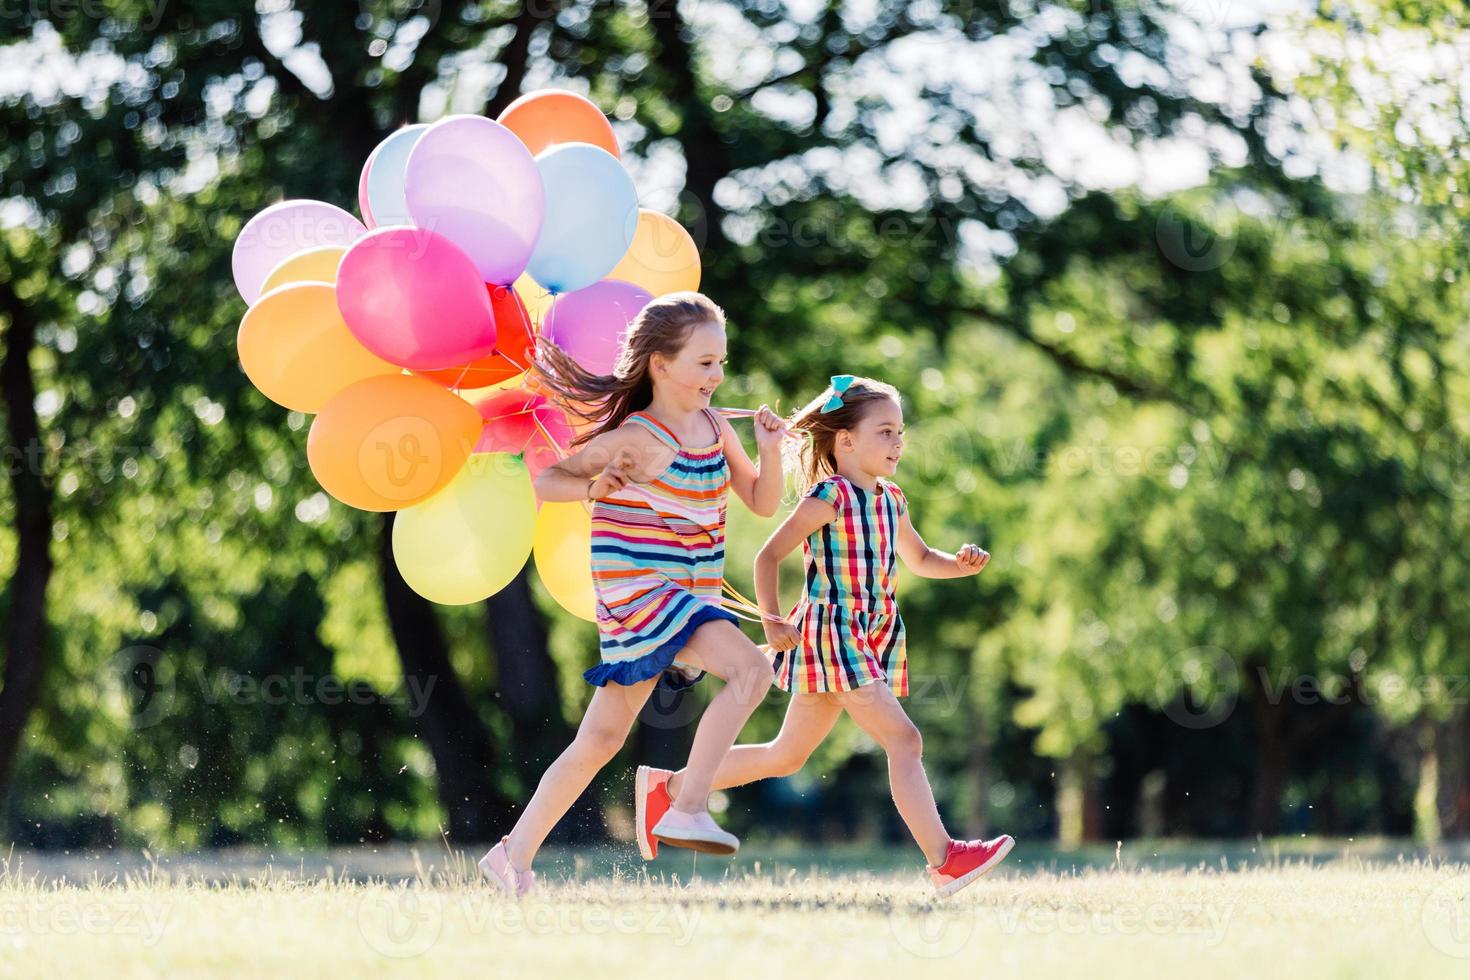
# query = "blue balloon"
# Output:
<box><xmin>526</xmin><ymin>143</ymin><xmax>639</xmax><ymax>294</ymax></box>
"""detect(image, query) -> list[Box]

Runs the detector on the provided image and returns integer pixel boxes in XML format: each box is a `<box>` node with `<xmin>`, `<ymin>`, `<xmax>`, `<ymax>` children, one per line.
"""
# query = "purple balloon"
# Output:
<box><xmin>542</xmin><ymin>279</ymin><xmax>653</xmax><ymax>376</ymax></box>
<box><xmin>403</xmin><ymin>115</ymin><xmax>545</xmax><ymax>286</ymax></box>
<box><xmin>233</xmin><ymin>200</ymin><xmax>366</xmax><ymax>305</ymax></box>
<box><xmin>336</xmin><ymin>227</ymin><xmax>498</xmax><ymax>371</ymax></box>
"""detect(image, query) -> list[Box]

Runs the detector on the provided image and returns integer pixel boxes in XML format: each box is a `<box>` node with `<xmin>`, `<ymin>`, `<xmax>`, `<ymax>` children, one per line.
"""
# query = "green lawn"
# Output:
<box><xmin>3</xmin><ymin>841</ymin><xmax>1469</xmax><ymax>978</ymax></box>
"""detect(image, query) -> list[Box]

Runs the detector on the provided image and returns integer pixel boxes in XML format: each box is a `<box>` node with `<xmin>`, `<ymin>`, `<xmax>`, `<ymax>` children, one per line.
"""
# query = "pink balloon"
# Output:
<box><xmin>541</xmin><ymin>279</ymin><xmax>653</xmax><ymax>376</ymax></box>
<box><xmin>404</xmin><ymin>115</ymin><xmax>545</xmax><ymax>286</ymax></box>
<box><xmin>473</xmin><ymin>389</ymin><xmax>574</xmax><ymax>482</ymax></box>
<box><xmin>336</xmin><ymin>227</ymin><xmax>498</xmax><ymax>371</ymax></box>
<box><xmin>233</xmin><ymin>200</ymin><xmax>366</xmax><ymax>305</ymax></box>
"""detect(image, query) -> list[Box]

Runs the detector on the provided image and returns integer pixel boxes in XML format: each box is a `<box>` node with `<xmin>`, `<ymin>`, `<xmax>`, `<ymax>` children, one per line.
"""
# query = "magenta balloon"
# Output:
<box><xmin>335</xmin><ymin>227</ymin><xmax>498</xmax><ymax>371</ymax></box>
<box><xmin>233</xmin><ymin>200</ymin><xmax>366</xmax><ymax>305</ymax></box>
<box><xmin>541</xmin><ymin>279</ymin><xmax>653</xmax><ymax>376</ymax></box>
<box><xmin>403</xmin><ymin>115</ymin><xmax>545</xmax><ymax>286</ymax></box>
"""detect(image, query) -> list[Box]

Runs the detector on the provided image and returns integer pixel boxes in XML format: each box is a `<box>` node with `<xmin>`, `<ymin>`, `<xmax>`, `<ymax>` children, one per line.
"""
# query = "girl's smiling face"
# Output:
<box><xmin>651</xmin><ymin>320</ymin><xmax>727</xmax><ymax>410</ymax></box>
<box><xmin>837</xmin><ymin>397</ymin><xmax>905</xmax><ymax>477</ymax></box>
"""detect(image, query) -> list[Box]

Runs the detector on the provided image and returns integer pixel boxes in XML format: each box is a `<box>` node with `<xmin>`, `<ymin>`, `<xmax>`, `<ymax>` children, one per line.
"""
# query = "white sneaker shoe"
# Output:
<box><xmin>651</xmin><ymin>807</ymin><xmax>739</xmax><ymax>855</ymax></box>
<box><xmin>478</xmin><ymin>836</ymin><xmax>537</xmax><ymax>897</ymax></box>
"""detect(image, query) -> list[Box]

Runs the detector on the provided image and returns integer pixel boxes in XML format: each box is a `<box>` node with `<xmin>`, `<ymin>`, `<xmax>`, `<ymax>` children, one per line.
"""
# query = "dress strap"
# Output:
<box><xmin>625</xmin><ymin>411</ymin><xmax>682</xmax><ymax>451</ymax></box>
<box><xmin>701</xmin><ymin>408</ymin><xmax>723</xmax><ymax>445</ymax></box>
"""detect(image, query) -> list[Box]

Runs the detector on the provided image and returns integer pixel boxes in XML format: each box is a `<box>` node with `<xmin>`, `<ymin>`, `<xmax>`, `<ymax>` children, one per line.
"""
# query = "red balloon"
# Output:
<box><xmin>415</xmin><ymin>285</ymin><xmax>535</xmax><ymax>389</ymax></box>
<box><xmin>473</xmin><ymin>389</ymin><xmax>574</xmax><ymax>482</ymax></box>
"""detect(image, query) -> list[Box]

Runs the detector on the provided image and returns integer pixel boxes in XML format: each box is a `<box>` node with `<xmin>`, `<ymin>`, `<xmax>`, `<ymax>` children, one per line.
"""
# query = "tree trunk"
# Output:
<box><xmin>378</xmin><ymin>512</ymin><xmax>511</xmax><ymax>843</ymax></box>
<box><xmin>1441</xmin><ymin>706</ymin><xmax>1470</xmax><ymax>838</ymax></box>
<box><xmin>1248</xmin><ymin>677</ymin><xmax>1291</xmax><ymax>836</ymax></box>
<box><xmin>482</xmin><ymin>568</ymin><xmax>607</xmax><ymax>843</ymax></box>
<box><xmin>0</xmin><ymin>282</ymin><xmax>54</xmax><ymax>810</ymax></box>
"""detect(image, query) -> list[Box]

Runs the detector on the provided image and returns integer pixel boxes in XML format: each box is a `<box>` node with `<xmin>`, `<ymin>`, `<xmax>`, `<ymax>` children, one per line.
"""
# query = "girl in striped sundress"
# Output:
<box><xmin>639</xmin><ymin>376</ymin><xmax>1015</xmax><ymax>898</ymax></box>
<box><xmin>479</xmin><ymin>293</ymin><xmax>787</xmax><ymax>896</ymax></box>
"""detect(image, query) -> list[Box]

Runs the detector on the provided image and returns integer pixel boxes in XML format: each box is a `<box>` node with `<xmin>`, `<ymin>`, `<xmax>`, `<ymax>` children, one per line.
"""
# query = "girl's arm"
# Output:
<box><xmin>894</xmin><ymin>509</ymin><xmax>990</xmax><ymax>580</ymax></box>
<box><xmin>718</xmin><ymin>406</ymin><xmax>787</xmax><ymax>517</ymax></box>
<box><xmin>753</xmin><ymin>498</ymin><xmax>837</xmax><ymax>650</ymax></box>
<box><xmin>532</xmin><ymin>426</ymin><xmax>663</xmax><ymax>502</ymax></box>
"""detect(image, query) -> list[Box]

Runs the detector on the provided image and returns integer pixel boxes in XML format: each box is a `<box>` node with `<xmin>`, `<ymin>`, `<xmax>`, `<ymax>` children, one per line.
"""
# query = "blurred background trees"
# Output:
<box><xmin>2</xmin><ymin>0</ymin><xmax>1466</xmax><ymax>850</ymax></box>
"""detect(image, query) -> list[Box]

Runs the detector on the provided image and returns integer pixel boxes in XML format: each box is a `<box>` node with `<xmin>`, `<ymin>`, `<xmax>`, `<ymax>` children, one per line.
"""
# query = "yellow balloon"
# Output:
<box><xmin>392</xmin><ymin>453</ymin><xmax>536</xmax><ymax>605</ymax></box>
<box><xmin>532</xmin><ymin>500</ymin><xmax>597</xmax><ymax>622</ymax></box>
<box><xmin>237</xmin><ymin>282</ymin><xmax>399</xmax><ymax>412</ymax></box>
<box><xmin>258</xmin><ymin>245</ymin><xmax>348</xmax><ymax>294</ymax></box>
<box><xmin>514</xmin><ymin>273</ymin><xmax>556</xmax><ymax>330</ymax></box>
<box><xmin>606</xmin><ymin>210</ymin><xmax>701</xmax><ymax>297</ymax></box>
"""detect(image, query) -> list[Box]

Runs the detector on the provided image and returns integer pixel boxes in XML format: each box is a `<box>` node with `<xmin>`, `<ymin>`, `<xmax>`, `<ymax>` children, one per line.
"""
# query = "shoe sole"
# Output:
<box><xmin>652</xmin><ymin>831</ymin><xmax>739</xmax><ymax>856</ymax></box>
<box><xmin>634</xmin><ymin>766</ymin><xmax>657</xmax><ymax>862</ymax></box>
<box><xmin>935</xmin><ymin>835</ymin><xmax>1015</xmax><ymax>898</ymax></box>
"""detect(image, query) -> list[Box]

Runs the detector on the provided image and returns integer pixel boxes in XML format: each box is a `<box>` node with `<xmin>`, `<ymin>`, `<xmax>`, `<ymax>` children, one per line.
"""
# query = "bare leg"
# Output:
<box><xmin>664</xmin><ymin>619</ymin><xmax>775</xmax><ymax>813</ymax></box>
<box><xmin>666</xmin><ymin>693</ymin><xmax>843</xmax><ymax>799</ymax></box>
<box><xmin>504</xmin><ymin>675</ymin><xmax>658</xmax><ymax>868</ymax></box>
<box><xmin>838</xmin><ymin>682</ymin><xmax>951</xmax><ymax>866</ymax></box>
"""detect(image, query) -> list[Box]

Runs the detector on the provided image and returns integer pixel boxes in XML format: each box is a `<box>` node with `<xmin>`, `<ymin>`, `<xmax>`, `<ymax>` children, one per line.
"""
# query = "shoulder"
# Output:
<box><xmin>804</xmin><ymin>475</ymin><xmax>849</xmax><ymax>512</ymax></box>
<box><xmin>877</xmin><ymin>479</ymin><xmax>908</xmax><ymax>513</ymax></box>
<box><xmin>584</xmin><ymin>418</ymin><xmax>666</xmax><ymax>465</ymax></box>
<box><xmin>712</xmin><ymin>409</ymin><xmax>739</xmax><ymax>445</ymax></box>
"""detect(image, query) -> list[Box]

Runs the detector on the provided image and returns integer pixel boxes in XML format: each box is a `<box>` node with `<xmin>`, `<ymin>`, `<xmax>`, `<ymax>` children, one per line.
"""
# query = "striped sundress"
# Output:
<box><xmin>774</xmin><ymin>475</ymin><xmax>909</xmax><ymax>696</ymax></box>
<box><xmin>583</xmin><ymin>408</ymin><xmax>741</xmax><ymax>689</ymax></box>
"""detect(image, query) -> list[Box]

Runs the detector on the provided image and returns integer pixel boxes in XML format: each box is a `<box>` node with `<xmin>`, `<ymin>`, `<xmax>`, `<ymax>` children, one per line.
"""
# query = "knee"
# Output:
<box><xmin>574</xmin><ymin>722</ymin><xmax>625</xmax><ymax>764</ymax></box>
<box><xmin>770</xmin><ymin>744</ymin><xmax>813</xmax><ymax>778</ymax></box>
<box><xmin>734</xmin><ymin>656</ymin><xmax>775</xmax><ymax>702</ymax></box>
<box><xmin>883</xmin><ymin>723</ymin><xmax>923</xmax><ymax>761</ymax></box>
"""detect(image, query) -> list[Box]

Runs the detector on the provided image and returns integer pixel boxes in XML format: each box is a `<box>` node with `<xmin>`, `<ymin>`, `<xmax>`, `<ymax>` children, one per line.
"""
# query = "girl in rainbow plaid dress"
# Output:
<box><xmin>479</xmin><ymin>293</ymin><xmax>787</xmax><ymax>896</ymax></box>
<box><xmin>637</xmin><ymin>376</ymin><xmax>1015</xmax><ymax>897</ymax></box>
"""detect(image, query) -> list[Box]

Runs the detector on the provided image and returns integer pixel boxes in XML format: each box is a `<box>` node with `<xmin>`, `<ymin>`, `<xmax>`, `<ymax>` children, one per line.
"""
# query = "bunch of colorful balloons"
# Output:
<box><xmin>232</xmin><ymin>90</ymin><xmax>702</xmax><ymax>614</ymax></box>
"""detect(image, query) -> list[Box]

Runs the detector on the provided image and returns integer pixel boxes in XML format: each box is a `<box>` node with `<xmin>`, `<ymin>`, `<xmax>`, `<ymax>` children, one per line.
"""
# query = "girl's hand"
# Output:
<box><xmin>752</xmin><ymin>404</ymin><xmax>788</xmax><ymax>454</ymax></box>
<box><xmin>588</xmin><ymin>448</ymin><xmax>637</xmax><ymax>500</ymax></box>
<box><xmin>762</xmin><ymin>617</ymin><xmax>801</xmax><ymax>652</ymax></box>
<box><xmin>956</xmin><ymin>544</ymin><xmax>990</xmax><ymax>576</ymax></box>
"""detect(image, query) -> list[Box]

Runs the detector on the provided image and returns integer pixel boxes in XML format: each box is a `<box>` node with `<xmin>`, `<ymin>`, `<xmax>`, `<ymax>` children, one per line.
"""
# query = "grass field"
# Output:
<box><xmin>4</xmin><ymin>840</ymin><xmax>1469</xmax><ymax>978</ymax></box>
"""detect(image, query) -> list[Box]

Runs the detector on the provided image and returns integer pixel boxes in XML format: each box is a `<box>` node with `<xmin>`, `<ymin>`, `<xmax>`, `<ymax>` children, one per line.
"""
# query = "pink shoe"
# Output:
<box><xmin>635</xmin><ymin>766</ymin><xmax>674</xmax><ymax>861</ymax></box>
<box><xmin>478</xmin><ymin>836</ymin><xmax>536</xmax><ymax>898</ymax></box>
<box><xmin>927</xmin><ymin>835</ymin><xmax>1014</xmax><ymax>898</ymax></box>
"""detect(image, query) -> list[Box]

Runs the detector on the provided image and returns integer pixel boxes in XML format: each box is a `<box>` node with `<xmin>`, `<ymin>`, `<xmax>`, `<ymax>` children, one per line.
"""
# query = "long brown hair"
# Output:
<box><xmin>532</xmin><ymin>291</ymin><xmax>726</xmax><ymax>446</ymax></box>
<box><xmin>785</xmin><ymin>376</ymin><xmax>901</xmax><ymax>486</ymax></box>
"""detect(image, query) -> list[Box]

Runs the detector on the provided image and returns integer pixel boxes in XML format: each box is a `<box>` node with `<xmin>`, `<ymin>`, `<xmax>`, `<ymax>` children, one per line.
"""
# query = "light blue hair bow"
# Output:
<box><xmin>818</xmin><ymin>374</ymin><xmax>856</xmax><ymax>413</ymax></box>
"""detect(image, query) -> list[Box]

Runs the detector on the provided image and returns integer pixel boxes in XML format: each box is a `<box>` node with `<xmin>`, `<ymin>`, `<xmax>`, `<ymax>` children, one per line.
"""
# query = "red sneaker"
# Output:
<box><xmin>927</xmin><ymin>835</ymin><xmax>1015</xmax><ymax>897</ymax></box>
<box><xmin>635</xmin><ymin>766</ymin><xmax>673</xmax><ymax>861</ymax></box>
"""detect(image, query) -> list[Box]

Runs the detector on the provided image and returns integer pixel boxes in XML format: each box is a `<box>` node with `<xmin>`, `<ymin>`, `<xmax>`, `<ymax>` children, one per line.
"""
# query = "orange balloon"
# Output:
<box><xmin>607</xmin><ymin>210</ymin><xmax>701</xmax><ymax>297</ymax></box>
<box><xmin>497</xmin><ymin>90</ymin><xmax>619</xmax><ymax>158</ymax></box>
<box><xmin>307</xmin><ymin>374</ymin><xmax>484</xmax><ymax>511</ymax></box>
<box><xmin>237</xmin><ymin>282</ymin><xmax>398</xmax><ymax>413</ymax></box>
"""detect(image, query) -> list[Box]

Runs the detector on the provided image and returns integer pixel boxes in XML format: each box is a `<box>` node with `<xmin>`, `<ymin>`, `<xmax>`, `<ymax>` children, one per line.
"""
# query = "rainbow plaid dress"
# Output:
<box><xmin>774</xmin><ymin>475</ymin><xmax>909</xmax><ymax>696</ymax></box>
<box><xmin>583</xmin><ymin>408</ymin><xmax>740</xmax><ymax>689</ymax></box>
